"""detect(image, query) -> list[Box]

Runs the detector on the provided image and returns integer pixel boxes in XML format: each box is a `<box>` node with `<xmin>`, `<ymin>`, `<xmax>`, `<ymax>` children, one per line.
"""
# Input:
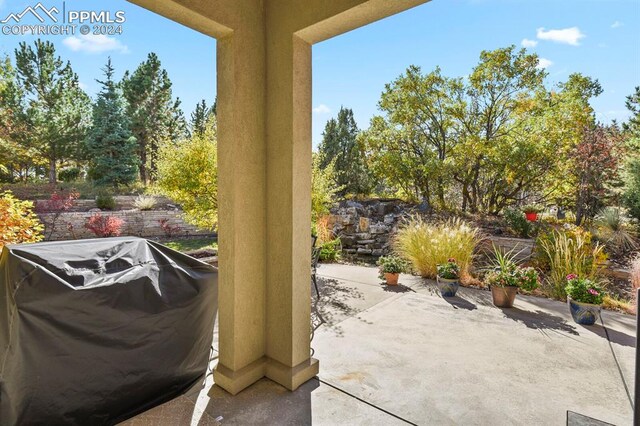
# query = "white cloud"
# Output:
<box><xmin>313</xmin><ymin>104</ymin><xmax>331</xmax><ymax>114</ymax></box>
<box><xmin>536</xmin><ymin>57</ymin><xmax>553</xmax><ymax>69</ymax></box>
<box><xmin>536</xmin><ymin>27</ymin><xmax>585</xmax><ymax>46</ymax></box>
<box><xmin>521</xmin><ymin>38</ymin><xmax>538</xmax><ymax>48</ymax></box>
<box><xmin>62</xmin><ymin>34</ymin><xmax>129</xmax><ymax>54</ymax></box>
<box><xmin>611</xmin><ymin>21</ymin><xmax>623</xmax><ymax>29</ymax></box>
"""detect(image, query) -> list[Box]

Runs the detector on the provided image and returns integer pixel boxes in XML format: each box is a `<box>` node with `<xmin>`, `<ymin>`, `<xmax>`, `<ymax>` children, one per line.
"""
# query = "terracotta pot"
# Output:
<box><xmin>384</xmin><ymin>272</ymin><xmax>399</xmax><ymax>286</ymax></box>
<box><xmin>525</xmin><ymin>212</ymin><xmax>538</xmax><ymax>222</ymax></box>
<box><xmin>568</xmin><ymin>298</ymin><xmax>601</xmax><ymax>325</ymax></box>
<box><xmin>437</xmin><ymin>277</ymin><xmax>459</xmax><ymax>297</ymax></box>
<box><xmin>491</xmin><ymin>286</ymin><xmax>518</xmax><ymax>308</ymax></box>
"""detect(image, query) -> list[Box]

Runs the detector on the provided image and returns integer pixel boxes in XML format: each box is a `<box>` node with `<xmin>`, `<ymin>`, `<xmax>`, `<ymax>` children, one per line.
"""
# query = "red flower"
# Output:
<box><xmin>566</xmin><ymin>274</ymin><xmax>578</xmax><ymax>281</ymax></box>
<box><xmin>588</xmin><ymin>288</ymin><xmax>599</xmax><ymax>296</ymax></box>
<box><xmin>448</xmin><ymin>258</ymin><xmax>456</xmax><ymax>263</ymax></box>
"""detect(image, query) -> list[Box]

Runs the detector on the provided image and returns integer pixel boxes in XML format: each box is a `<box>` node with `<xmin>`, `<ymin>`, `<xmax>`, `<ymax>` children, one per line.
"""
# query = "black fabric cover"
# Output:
<box><xmin>0</xmin><ymin>237</ymin><xmax>217</xmax><ymax>425</ymax></box>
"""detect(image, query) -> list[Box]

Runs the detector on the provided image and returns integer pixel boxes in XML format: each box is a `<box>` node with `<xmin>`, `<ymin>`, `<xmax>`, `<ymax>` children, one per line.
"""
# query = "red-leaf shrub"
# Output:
<box><xmin>36</xmin><ymin>189</ymin><xmax>79</xmax><ymax>213</ymax></box>
<box><xmin>85</xmin><ymin>214</ymin><xmax>124</xmax><ymax>238</ymax></box>
<box><xmin>158</xmin><ymin>218</ymin><xmax>181</xmax><ymax>237</ymax></box>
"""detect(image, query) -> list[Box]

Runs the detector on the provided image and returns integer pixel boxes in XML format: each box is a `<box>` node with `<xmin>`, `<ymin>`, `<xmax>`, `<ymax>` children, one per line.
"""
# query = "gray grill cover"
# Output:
<box><xmin>0</xmin><ymin>237</ymin><xmax>217</xmax><ymax>425</ymax></box>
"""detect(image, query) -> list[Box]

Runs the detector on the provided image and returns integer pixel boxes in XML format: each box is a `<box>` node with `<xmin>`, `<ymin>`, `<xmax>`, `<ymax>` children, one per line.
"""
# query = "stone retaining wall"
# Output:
<box><xmin>325</xmin><ymin>199</ymin><xmax>536</xmax><ymax>260</ymax></box>
<box><xmin>39</xmin><ymin>209</ymin><xmax>211</xmax><ymax>241</ymax></box>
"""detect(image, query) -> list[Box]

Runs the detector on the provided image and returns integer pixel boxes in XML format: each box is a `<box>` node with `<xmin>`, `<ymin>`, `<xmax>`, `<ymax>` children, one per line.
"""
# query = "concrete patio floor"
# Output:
<box><xmin>123</xmin><ymin>263</ymin><xmax>637</xmax><ymax>425</ymax></box>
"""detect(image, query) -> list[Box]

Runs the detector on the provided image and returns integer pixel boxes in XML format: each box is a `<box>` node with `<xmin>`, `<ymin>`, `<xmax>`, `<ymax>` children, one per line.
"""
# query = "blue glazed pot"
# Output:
<box><xmin>568</xmin><ymin>298</ymin><xmax>601</xmax><ymax>325</ymax></box>
<box><xmin>437</xmin><ymin>277</ymin><xmax>459</xmax><ymax>297</ymax></box>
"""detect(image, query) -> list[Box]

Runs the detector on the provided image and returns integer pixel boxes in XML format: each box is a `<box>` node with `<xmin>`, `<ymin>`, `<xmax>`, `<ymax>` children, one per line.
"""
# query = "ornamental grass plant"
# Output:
<box><xmin>537</xmin><ymin>228</ymin><xmax>606</xmax><ymax>300</ymax></box>
<box><xmin>594</xmin><ymin>207</ymin><xmax>638</xmax><ymax>255</ymax></box>
<box><xmin>393</xmin><ymin>216</ymin><xmax>480</xmax><ymax>280</ymax></box>
<box><xmin>133</xmin><ymin>195</ymin><xmax>158</xmax><ymax>211</ymax></box>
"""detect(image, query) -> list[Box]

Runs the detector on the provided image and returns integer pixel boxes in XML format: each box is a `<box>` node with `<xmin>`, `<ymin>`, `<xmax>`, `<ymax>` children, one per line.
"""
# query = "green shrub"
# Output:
<box><xmin>312</xmin><ymin>153</ymin><xmax>342</xmax><ymax>222</ymax></box>
<box><xmin>318</xmin><ymin>238</ymin><xmax>341</xmax><ymax>262</ymax></box>
<box><xmin>504</xmin><ymin>207</ymin><xmax>534</xmax><ymax>238</ymax></box>
<box><xmin>58</xmin><ymin>167</ymin><xmax>81</xmax><ymax>182</ymax></box>
<box><xmin>96</xmin><ymin>193</ymin><xmax>116</xmax><ymax>210</ymax></box>
<box><xmin>394</xmin><ymin>216</ymin><xmax>480</xmax><ymax>279</ymax></box>
<box><xmin>156</xmin><ymin>116</ymin><xmax>218</xmax><ymax>230</ymax></box>
<box><xmin>565</xmin><ymin>275</ymin><xmax>605</xmax><ymax>304</ymax></box>
<box><xmin>622</xmin><ymin>157</ymin><xmax>640</xmax><ymax>222</ymax></box>
<box><xmin>537</xmin><ymin>228</ymin><xmax>606</xmax><ymax>300</ymax></box>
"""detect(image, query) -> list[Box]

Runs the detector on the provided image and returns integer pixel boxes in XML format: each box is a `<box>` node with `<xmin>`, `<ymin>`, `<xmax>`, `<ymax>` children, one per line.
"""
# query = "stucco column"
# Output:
<box><xmin>214</xmin><ymin>24</ymin><xmax>318</xmax><ymax>395</ymax></box>
<box><xmin>127</xmin><ymin>0</ymin><xmax>429</xmax><ymax>396</ymax></box>
<box><xmin>264</xmin><ymin>33</ymin><xmax>318</xmax><ymax>389</ymax></box>
<box><xmin>213</xmin><ymin>25</ymin><xmax>270</xmax><ymax>395</ymax></box>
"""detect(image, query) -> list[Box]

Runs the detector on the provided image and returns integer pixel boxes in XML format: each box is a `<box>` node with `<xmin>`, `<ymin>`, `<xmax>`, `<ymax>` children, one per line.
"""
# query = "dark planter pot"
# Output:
<box><xmin>437</xmin><ymin>277</ymin><xmax>459</xmax><ymax>297</ymax></box>
<box><xmin>491</xmin><ymin>286</ymin><xmax>518</xmax><ymax>308</ymax></box>
<box><xmin>568</xmin><ymin>298</ymin><xmax>601</xmax><ymax>325</ymax></box>
<box><xmin>384</xmin><ymin>272</ymin><xmax>399</xmax><ymax>286</ymax></box>
<box><xmin>525</xmin><ymin>212</ymin><xmax>538</xmax><ymax>222</ymax></box>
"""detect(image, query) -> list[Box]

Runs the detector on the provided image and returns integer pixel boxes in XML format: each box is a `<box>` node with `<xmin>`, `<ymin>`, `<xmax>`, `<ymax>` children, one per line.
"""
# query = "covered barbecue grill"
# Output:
<box><xmin>0</xmin><ymin>237</ymin><xmax>217</xmax><ymax>425</ymax></box>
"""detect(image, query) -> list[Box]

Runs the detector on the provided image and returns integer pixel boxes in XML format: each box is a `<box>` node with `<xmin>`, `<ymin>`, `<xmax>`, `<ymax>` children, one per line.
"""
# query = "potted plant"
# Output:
<box><xmin>484</xmin><ymin>246</ymin><xmax>539</xmax><ymax>308</ymax></box>
<box><xmin>522</xmin><ymin>205</ymin><xmax>541</xmax><ymax>222</ymax></box>
<box><xmin>565</xmin><ymin>274</ymin><xmax>605</xmax><ymax>325</ymax></box>
<box><xmin>377</xmin><ymin>255</ymin><xmax>407</xmax><ymax>286</ymax></box>
<box><xmin>436</xmin><ymin>258</ymin><xmax>460</xmax><ymax>297</ymax></box>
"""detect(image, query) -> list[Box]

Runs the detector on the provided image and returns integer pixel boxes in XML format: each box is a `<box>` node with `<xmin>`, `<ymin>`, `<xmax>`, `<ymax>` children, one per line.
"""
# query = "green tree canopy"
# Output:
<box><xmin>155</xmin><ymin>115</ymin><xmax>218</xmax><ymax>230</ymax></box>
<box><xmin>122</xmin><ymin>53</ymin><xmax>185</xmax><ymax>183</ymax></box>
<box><xmin>312</xmin><ymin>152</ymin><xmax>342</xmax><ymax>221</ymax></box>
<box><xmin>360</xmin><ymin>46</ymin><xmax>602</xmax><ymax>214</ymax></box>
<box><xmin>318</xmin><ymin>106</ymin><xmax>372</xmax><ymax>196</ymax></box>
<box><xmin>622</xmin><ymin>87</ymin><xmax>640</xmax><ymax>221</ymax></box>
<box><xmin>2</xmin><ymin>40</ymin><xmax>91</xmax><ymax>183</ymax></box>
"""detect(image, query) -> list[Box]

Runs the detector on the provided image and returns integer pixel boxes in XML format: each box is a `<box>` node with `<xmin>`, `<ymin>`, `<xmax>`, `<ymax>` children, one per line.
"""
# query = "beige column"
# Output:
<box><xmin>264</xmin><ymin>31</ymin><xmax>318</xmax><ymax>389</ymax></box>
<box><xmin>213</xmin><ymin>25</ymin><xmax>270</xmax><ymax>394</ymax></box>
<box><xmin>127</xmin><ymin>0</ymin><xmax>430</xmax><ymax>396</ymax></box>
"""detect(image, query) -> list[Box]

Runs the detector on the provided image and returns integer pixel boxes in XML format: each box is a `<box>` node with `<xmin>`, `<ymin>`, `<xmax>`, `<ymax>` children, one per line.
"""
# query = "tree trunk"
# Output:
<box><xmin>139</xmin><ymin>147</ymin><xmax>147</xmax><ymax>184</ymax></box>
<box><xmin>461</xmin><ymin>184</ymin><xmax>468</xmax><ymax>212</ymax></box>
<box><xmin>48</xmin><ymin>158</ymin><xmax>57</xmax><ymax>183</ymax></box>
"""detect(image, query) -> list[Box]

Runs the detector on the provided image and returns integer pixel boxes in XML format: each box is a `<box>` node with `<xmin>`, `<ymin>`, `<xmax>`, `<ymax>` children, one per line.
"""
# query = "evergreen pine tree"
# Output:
<box><xmin>122</xmin><ymin>53</ymin><xmax>181</xmax><ymax>183</ymax></box>
<box><xmin>87</xmin><ymin>58</ymin><xmax>138</xmax><ymax>188</ymax></box>
<box><xmin>7</xmin><ymin>40</ymin><xmax>91</xmax><ymax>183</ymax></box>
<box><xmin>190</xmin><ymin>99</ymin><xmax>214</xmax><ymax>137</ymax></box>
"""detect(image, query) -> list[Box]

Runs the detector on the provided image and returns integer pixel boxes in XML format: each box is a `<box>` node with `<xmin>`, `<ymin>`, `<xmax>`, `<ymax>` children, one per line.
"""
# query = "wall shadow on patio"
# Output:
<box><xmin>583</xmin><ymin>323</ymin><xmax>637</xmax><ymax>348</ymax></box>
<box><xmin>500</xmin><ymin>308</ymin><xmax>579</xmax><ymax>336</ymax></box>
<box><xmin>381</xmin><ymin>283</ymin><xmax>415</xmax><ymax>293</ymax></box>
<box><xmin>205</xmin><ymin>378</ymin><xmax>317</xmax><ymax>425</ymax></box>
<box><xmin>443</xmin><ymin>296</ymin><xmax>477</xmax><ymax>311</ymax></box>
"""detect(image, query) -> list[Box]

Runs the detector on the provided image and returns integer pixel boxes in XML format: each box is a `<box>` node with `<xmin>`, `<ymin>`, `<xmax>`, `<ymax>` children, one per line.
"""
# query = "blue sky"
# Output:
<box><xmin>0</xmin><ymin>0</ymin><xmax>638</xmax><ymax>147</ymax></box>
